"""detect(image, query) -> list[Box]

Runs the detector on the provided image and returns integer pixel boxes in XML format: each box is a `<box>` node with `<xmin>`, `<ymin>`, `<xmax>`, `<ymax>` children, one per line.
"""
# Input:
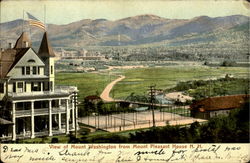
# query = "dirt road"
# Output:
<box><xmin>100</xmin><ymin>75</ymin><xmax>125</xmax><ymax>102</ymax></box>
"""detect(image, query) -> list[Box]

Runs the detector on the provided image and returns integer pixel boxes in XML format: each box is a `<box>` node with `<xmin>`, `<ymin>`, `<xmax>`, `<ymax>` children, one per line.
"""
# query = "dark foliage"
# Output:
<box><xmin>51</xmin><ymin>137</ymin><xmax>59</xmax><ymax>143</ymax></box>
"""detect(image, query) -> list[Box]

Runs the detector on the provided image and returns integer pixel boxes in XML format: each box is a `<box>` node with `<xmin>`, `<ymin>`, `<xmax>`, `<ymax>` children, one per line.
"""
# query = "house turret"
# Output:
<box><xmin>38</xmin><ymin>32</ymin><xmax>55</xmax><ymax>91</ymax></box>
<box><xmin>14</xmin><ymin>32</ymin><xmax>32</xmax><ymax>49</ymax></box>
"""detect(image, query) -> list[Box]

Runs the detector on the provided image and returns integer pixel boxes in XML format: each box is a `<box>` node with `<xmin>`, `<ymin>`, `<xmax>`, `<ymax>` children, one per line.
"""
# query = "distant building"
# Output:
<box><xmin>190</xmin><ymin>94</ymin><xmax>249</xmax><ymax>119</ymax></box>
<box><xmin>84</xmin><ymin>95</ymin><xmax>101</xmax><ymax>104</ymax></box>
<box><xmin>59</xmin><ymin>48</ymin><xmax>105</xmax><ymax>60</ymax></box>
<box><xmin>0</xmin><ymin>32</ymin><xmax>78</xmax><ymax>141</ymax></box>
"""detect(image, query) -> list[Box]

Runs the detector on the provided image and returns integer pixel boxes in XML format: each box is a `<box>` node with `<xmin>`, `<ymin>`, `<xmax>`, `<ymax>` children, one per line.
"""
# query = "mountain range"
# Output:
<box><xmin>0</xmin><ymin>14</ymin><xmax>249</xmax><ymax>49</ymax></box>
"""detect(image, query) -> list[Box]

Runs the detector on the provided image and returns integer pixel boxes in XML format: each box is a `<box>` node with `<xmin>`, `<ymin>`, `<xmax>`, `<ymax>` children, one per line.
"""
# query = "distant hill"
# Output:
<box><xmin>0</xmin><ymin>14</ymin><xmax>249</xmax><ymax>49</ymax></box>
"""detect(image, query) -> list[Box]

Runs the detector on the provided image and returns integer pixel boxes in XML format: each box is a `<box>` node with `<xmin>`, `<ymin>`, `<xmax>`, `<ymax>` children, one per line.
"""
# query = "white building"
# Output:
<box><xmin>0</xmin><ymin>32</ymin><xmax>78</xmax><ymax>141</ymax></box>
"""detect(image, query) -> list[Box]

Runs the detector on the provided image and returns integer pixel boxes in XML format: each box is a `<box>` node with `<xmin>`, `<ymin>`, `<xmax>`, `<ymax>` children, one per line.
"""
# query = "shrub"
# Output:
<box><xmin>221</xmin><ymin>60</ymin><xmax>236</xmax><ymax>67</ymax></box>
<box><xmin>51</xmin><ymin>137</ymin><xmax>59</xmax><ymax>143</ymax></box>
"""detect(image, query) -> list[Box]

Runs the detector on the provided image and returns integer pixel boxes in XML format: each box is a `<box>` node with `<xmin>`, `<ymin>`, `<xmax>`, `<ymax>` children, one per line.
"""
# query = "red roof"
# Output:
<box><xmin>0</xmin><ymin>48</ymin><xmax>29</xmax><ymax>78</ymax></box>
<box><xmin>190</xmin><ymin>94</ymin><xmax>250</xmax><ymax>111</ymax></box>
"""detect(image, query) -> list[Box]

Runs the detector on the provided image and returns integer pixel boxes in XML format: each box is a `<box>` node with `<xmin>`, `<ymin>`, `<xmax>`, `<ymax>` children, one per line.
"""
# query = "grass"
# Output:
<box><xmin>186</xmin><ymin>78</ymin><xmax>249</xmax><ymax>99</ymax></box>
<box><xmin>16</xmin><ymin>127</ymin><xmax>150</xmax><ymax>143</ymax></box>
<box><xmin>55</xmin><ymin>66</ymin><xmax>249</xmax><ymax>101</ymax></box>
<box><xmin>17</xmin><ymin>135</ymin><xmax>70</xmax><ymax>143</ymax></box>
<box><xmin>112</xmin><ymin>66</ymin><xmax>249</xmax><ymax>99</ymax></box>
<box><xmin>56</xmin><ymin>72</ymin><xmax>116</xmax><ymax>102</ymax></box>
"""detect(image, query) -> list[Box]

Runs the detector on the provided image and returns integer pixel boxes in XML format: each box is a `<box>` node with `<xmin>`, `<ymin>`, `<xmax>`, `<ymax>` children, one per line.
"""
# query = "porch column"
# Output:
<box><xmin>65</xmin><ymin>99</ymin><xmax>69</xmax><ymax>134</ymax></box>
<box><xmin>58</xmin><ymin>99</ymin><xmax>62</xmax><ymax>131</ymax></box>
<box><xmin>75</xmin><ymin>93</ymin><xmax>79</xmax><ymax>130</ymax></box>
<box><xmin>31</xmin><ymin>101</ymin><xmax>35</xmax><ymax>138</ymax></box>
<box><xmin>72</xmin><ymin>97</ymin><xmax>75</xmax><ymax>129</ymax></box>
<box><xmin>41</xmin><ymin>82</ymin><xmax>43</xmax><ymax>91</ymax></box>
<box><xmin>49</xmin><ymin>100</ymin><xmax>53</xmax><ymax>136</ymax></box>
<box><xmin>12</xmin><ymin>102</ymin><xmax>16</xmax><ymax>141</ymax></box>
<box><xmin>23</xmin><ymin>119</ymin><xmax>26</xmax><ymax>136</ymax></box>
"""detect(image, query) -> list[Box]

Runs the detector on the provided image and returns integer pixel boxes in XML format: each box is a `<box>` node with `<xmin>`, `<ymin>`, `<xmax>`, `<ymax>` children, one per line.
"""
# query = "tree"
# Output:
<box><xmin>221</xmin><ymin>60</ymin><xmax>236</xmax><ymax>67</ymax></box>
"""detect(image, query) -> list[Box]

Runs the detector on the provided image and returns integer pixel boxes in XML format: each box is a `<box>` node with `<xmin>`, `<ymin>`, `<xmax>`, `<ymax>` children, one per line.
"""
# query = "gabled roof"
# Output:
<box><xmin>190</xmin><ymin>94</ymin><xmax>250</xmax><ymax>111</ymax></box>
<box><xmin>38</xmin><ymin>32</ymin><xmax>55</xmax><ymax>57</ymax></box>
<box><xmin>14</xmin><ymin>32</ymin><xmax>32</xmax><ymax>49</ymax></box>
<box><xmin>0</xmin><ymin>48</ymin><xmax>30</xmax><ymax>79</ymax></box>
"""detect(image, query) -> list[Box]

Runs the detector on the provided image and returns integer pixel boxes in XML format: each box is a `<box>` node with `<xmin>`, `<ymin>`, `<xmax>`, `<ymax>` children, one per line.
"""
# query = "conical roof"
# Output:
<box><xmin>38</xmin><ymin>32</ymin><xmax>55</xmax><ymax>57</ymax></box>
<box><xmin>14</xmin><ymin>32</ymin><xmax>32</xmax><ymax>49</ymax></box>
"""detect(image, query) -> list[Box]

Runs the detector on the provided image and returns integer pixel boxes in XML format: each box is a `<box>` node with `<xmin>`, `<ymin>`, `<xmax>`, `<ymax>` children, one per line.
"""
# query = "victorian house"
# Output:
<box><xmin>0</xmin><ymin>32</ymin><xmax>78</xmax><ymax>141</ymax></box>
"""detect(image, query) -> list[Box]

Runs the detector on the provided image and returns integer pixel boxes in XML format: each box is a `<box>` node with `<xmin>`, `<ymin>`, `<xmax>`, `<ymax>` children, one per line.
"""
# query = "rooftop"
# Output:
<box><xmin>0</xmin><ymin>48</ymin><xmax>30</xmax><ymax>79</ymax></box>
<box><xmin>190</xmin><ymin>94</ymin><xmax>250</xmax><ymax>111</ymax></box>
<box><xmin>14</xmin><ymin>32</ymin><xmax>32</xmax><ymax>49</ymax></box>
<box><xmin>38</xmin><ymin>32</ymin><xmax>55</xmax><ymax>58</ymax></box>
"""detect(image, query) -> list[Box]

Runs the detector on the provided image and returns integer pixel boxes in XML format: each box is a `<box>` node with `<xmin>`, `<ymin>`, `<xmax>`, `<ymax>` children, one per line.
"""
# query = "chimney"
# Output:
<box><xmin>8</xmin><ymin>43</ymin><xmax>13</xmax><ymax>49</ymax></box>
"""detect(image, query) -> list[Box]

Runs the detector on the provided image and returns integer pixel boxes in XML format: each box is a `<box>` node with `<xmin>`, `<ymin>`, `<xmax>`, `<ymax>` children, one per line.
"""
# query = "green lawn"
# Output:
<box><xmin>56</xmin><ymin>72</ymin><xmax>116</xmax><ymax>102</ymax></box>
<box><xmin>16</xmin><ymin>127</ymin><xmax>150</xmax><ymax>143</ymax></box>
<box><xmin>17</xmin><ymin>135</ymin><xmax>70</xmax><ymax>143</ymax></box>
<box><xmin>55</xmin><ymin>66</ymin><xmax>249</xmax><ymax>101</ymax></box>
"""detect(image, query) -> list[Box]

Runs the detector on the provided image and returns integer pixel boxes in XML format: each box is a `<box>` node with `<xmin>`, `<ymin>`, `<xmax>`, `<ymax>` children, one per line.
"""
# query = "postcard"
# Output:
<box><xmin>0</xmin><ymin>0</ymin><xmax>249</xmax><ymax>162</ymax></box>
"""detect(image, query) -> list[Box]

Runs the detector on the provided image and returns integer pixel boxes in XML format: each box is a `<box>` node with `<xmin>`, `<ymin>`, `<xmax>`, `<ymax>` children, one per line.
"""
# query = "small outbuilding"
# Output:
<box><xmin>84</xmin><ymin>95</ymin><xmax>102</xmax><ymax>104</ymax></box>
<box><xmin>190</xmin><ymin>94</ymin><xmax>249</xmax><ymax>119</ymax></box>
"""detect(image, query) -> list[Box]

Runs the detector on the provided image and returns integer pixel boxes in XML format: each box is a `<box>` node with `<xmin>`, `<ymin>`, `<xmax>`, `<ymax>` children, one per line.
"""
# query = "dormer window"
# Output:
<box><xmin>28</xmin><ymin>59</ymin><xmax>35</xmax><ymax>63</ymax></box>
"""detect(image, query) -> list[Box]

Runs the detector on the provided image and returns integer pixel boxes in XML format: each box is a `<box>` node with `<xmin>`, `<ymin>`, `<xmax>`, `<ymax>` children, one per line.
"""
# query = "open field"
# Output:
<box><xmin>56</xmin><ymin>73</ymin><xmax>116</xmax><ymax>101</ymax></box>
<box><xmin>56</xmin><ymin>66</ymin><xmax>249</xmax><ymax>101</ymax></box>
<box><xmin>112</xmin><ymin>66</ymin><xmax>249</xmax><ymax>99</ymax></box>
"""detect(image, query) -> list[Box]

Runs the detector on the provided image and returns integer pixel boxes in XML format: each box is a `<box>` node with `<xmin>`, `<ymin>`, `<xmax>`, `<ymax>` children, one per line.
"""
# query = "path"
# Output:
<box><xmin>100</xmin><ymin>75</ymin><xmax>125</xmax><ymax>102</ymax></box>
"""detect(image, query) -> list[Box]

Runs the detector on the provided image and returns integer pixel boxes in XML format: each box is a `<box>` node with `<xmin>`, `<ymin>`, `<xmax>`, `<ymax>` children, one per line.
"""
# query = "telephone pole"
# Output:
<box><xmin>148</xmin><ymin>85</ymin><xmax>156</xmax><ymax>127</ymax></box>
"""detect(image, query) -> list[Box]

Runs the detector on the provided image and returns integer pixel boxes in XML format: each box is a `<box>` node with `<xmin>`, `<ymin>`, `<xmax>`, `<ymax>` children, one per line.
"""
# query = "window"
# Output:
<box><xmin>0</xmin><ymin>83</ymin><xmax>4</xmax><ymax>93</ymax></box>
<box><xmin>38</xmin><ymin>67</ymin><xmax>40</xmax><ymax>75</ymax></box>
<box><xmin>50</xmin><ymin>81</ymin><xmax>53</xmax><ymax>91</ymax></box>
<box><xmin>27</xmin><ymin>59</ymin><xmax>35</xmax><ymax>63</ymax></box>
<box><xmin>51</xmin><ymin>65</ymin><xmax>53</xmax><ymax>74</ymax></box>
<box><xmin>33</xmin><ymin>66</ymin><xmax>37</xmax><ymax>75</ymax></box>
<box><xmin>22</xmin><ymin>67</ymin><xmax>25</xmax><ymax>75</ymax></box>
<box><xmin>26</xmin><ymin>67</ymin><xmax>30</xmax><ymax>75</ymax></box>
<box><xmin>13</xmin><ymin>83</ymin><xmax>16</xmax><ymax>92</ymax></box>
<box><xmin>43</xmin><ymin>82</ymin><xmax>49</xmax><ymax>91</ymax></box>
<box><xmin>17</xmin><ymin>82</ymin><xmax>23</xmax><ymax>88</ymax></box>
<box><xmin>31</xmin><ymin>82</ymin><xmax>41</xmax><ymax>91</ymax></box>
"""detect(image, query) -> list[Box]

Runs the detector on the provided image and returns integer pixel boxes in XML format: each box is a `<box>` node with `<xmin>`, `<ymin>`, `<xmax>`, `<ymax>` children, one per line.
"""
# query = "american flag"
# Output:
<box><xmin>26</xmin><ymin>12</ymin><xmax>46</xmax><ymax>30</ymax></box>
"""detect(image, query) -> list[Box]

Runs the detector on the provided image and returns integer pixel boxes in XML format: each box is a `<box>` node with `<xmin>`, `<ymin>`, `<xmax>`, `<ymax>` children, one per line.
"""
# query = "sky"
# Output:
<box><xmin>1</xmin><ymin>0</ymin><xmax>249</xmax><ymax>25</ymax></box>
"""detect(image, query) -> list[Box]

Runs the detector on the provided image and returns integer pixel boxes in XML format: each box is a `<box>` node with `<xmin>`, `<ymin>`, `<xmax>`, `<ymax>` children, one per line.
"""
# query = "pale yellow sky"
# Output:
<box><xmin>1</xmin><ymin>0</ymin><xmax>249</xmax><ymax>24</ymax></box>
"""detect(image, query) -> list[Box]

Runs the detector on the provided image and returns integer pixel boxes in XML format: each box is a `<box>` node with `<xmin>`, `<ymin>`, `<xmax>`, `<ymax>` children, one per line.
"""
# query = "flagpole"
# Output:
<box><xmin>22</xmin><ymin>9</ymin><xmax>24</xmax><ymax>32</ymax></box>
<box><xmin>0</xmin><ymin>1</ymin><xmax>1</xmax><ymax>51</ymax></box>
<box><xmin>44</xmin><ymin>5</ymin><xmax>46</xmax><ymax>31</ymax></box>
